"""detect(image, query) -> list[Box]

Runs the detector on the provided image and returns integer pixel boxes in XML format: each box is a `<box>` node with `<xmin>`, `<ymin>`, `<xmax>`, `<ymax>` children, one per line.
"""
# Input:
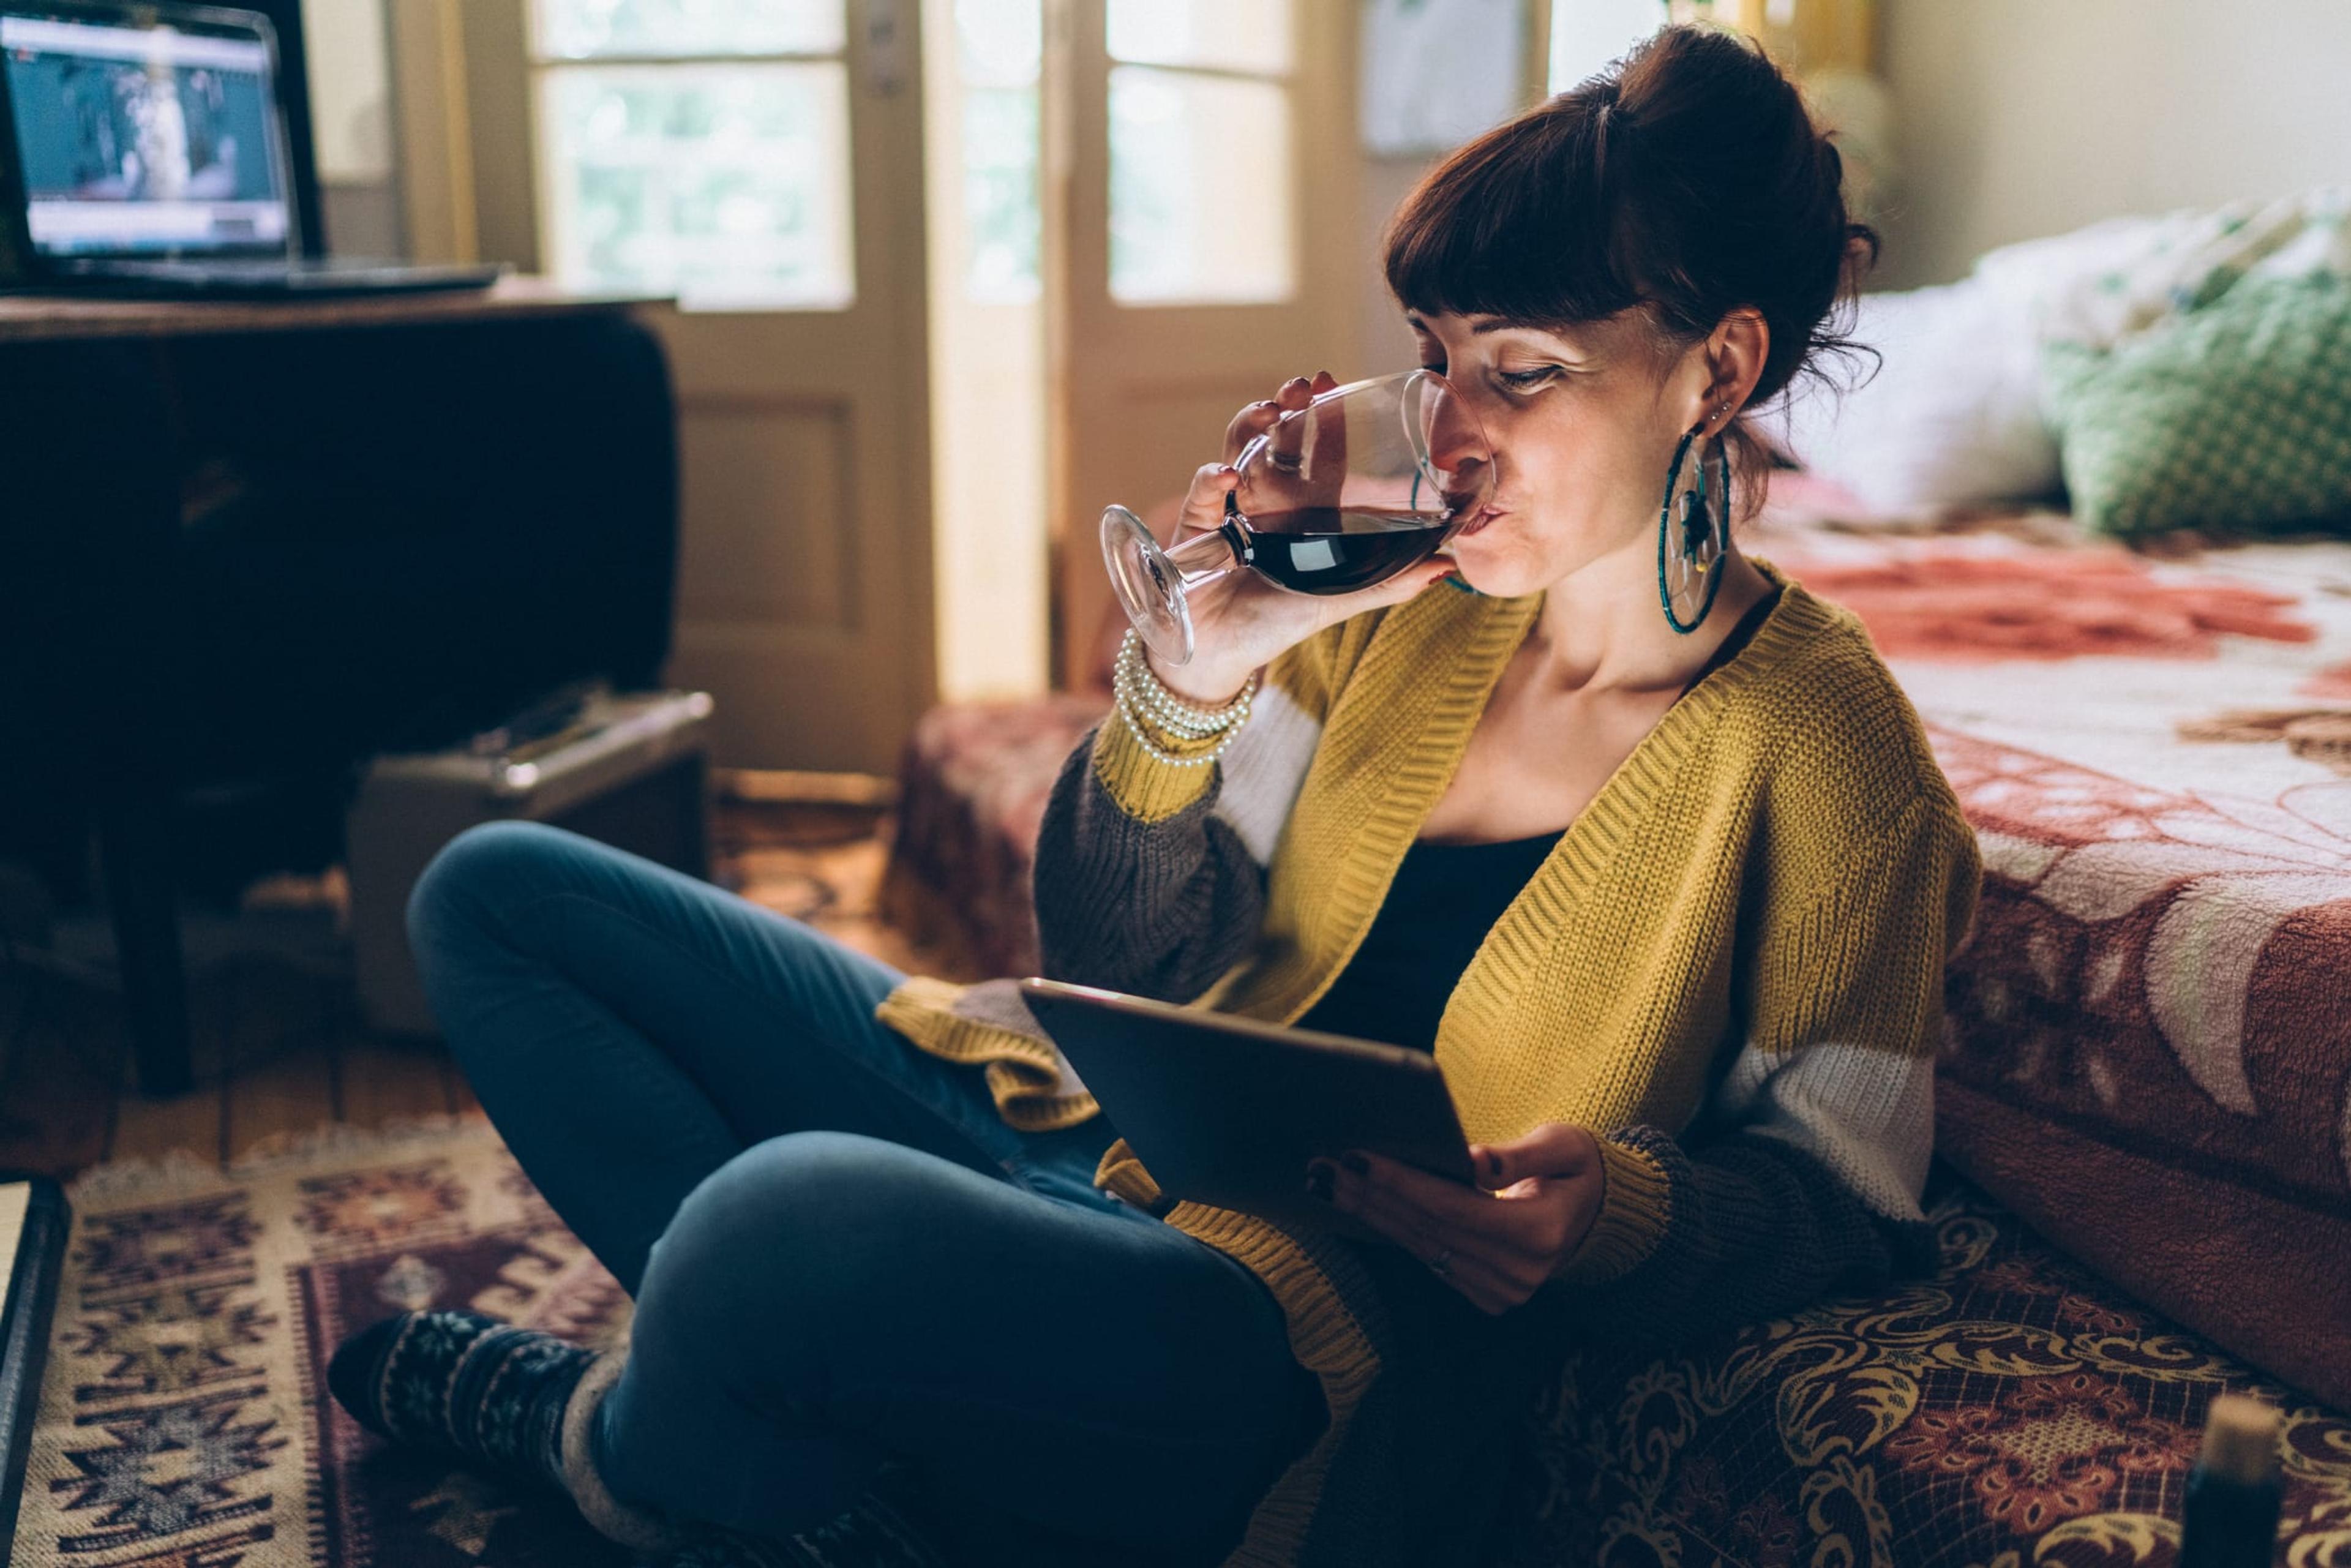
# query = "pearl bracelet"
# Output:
<box><xmin>1114</xmin><ymin>631</ymin><xmax>1255</xmax><ymax>733</ymax></box>
<box><xmin>1112</xmin><ymin>629</ymin><xmax>1259</xmax><ymax>766</ymax></box>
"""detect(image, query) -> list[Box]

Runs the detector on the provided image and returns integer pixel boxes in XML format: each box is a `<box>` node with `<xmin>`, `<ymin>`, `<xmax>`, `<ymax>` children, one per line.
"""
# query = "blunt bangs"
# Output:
<box><xmin>1380</xmin><ymin>99</ymin><xmax>1646</xmax><ymax>332</ymax></box>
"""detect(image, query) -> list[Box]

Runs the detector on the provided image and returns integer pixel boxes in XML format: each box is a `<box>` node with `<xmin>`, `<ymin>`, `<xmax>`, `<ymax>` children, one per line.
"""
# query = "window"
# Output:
<box><xmin>531</xmin><ymin>0</ymin><xmax>855</xmax><ymax>309</ymax></box>
<box><xmin>955</xmin><ymin>0</ymin><xmax>1040</xmax><ymax>302</ymax></box>
<box><xmin>1106</xmin><ymin>0</ymin><xmax>1295</xmax><ymax>306</ymax></box>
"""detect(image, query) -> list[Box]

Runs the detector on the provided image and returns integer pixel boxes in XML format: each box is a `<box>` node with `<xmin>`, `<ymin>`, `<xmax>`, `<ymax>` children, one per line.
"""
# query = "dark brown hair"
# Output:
<box><xmin>1383</xmin><ymin>23</ymin><xmax>1873</xmax><ymax>459</ymax></box>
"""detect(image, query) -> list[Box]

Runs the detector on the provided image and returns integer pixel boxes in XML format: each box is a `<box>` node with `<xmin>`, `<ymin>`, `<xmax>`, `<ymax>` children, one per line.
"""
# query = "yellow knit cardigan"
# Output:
<box><xmin>876</xmin><ymin>563</ymin><xmax>1980</xmax><ymax>1566</ymax></box>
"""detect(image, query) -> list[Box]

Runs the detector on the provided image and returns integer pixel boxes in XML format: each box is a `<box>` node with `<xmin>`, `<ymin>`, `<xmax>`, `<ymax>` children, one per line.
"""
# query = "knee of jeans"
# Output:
<box><xmin>405</xmin><ymin>819</ymin><xmax>581</xmax><ymax>959</ymax></box>
<box><xmin>633</xmin><ymin>1131</ymin><xmax>947</xmax><ymax>1359</ymax></box>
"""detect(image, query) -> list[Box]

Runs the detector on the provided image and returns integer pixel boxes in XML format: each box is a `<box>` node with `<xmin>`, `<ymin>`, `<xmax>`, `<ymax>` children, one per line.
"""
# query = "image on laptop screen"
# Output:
<box><xmin>1</xmin><ymin>7</ymin><xmax>288</xmax><ymax>257</ymax></box>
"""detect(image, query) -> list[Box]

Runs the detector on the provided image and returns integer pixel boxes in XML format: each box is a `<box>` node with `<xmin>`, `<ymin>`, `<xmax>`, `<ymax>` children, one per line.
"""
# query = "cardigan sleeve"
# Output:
<box><xmin>1031</xmin><ymin>634</ymin><xmax>1346</xmax><ymax>1003</ymax></box>
<box><xmin>1545</xmin><ymin>790</ymin><xmax>1982</xmax><ymax>1337</ymax></box>
<box><xmin>1029</xmin><ymin>721</ymin><xmax>1269</xmax><ymax>1003</ymax></box>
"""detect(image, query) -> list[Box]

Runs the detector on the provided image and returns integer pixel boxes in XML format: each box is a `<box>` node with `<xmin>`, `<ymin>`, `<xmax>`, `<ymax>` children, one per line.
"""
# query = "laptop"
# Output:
<box><xmin>0</xmin><ymin>0</ymin><xmax>503</xmax><ymax>296</ymax></box>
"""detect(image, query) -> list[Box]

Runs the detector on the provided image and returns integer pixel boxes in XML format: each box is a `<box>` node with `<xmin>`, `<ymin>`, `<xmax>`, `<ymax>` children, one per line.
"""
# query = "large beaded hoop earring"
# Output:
<box><xmin>1657</xmin><ymin>419</ymin><xmax>1731</xmax><ymax>634</ymax></box>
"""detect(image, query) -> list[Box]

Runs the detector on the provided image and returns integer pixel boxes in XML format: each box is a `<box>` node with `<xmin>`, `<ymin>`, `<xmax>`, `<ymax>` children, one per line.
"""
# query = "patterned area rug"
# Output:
<box><xmin>18</xmin><ymin>1121</ymin><xmax>2351</xmax><ymax>1567</ymax></box>
<box><xmin>11</xmin><ymin>1119</ymin><xmax>990</xmax><ymax>1568</ymax></box>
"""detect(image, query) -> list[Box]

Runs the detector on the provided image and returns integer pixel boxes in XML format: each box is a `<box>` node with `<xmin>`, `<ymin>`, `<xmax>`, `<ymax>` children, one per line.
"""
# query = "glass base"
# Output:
<box><xmin>1100</xmin><ymin>504</ymin><xmax>1196</xmax><ymax>666</ymax></box>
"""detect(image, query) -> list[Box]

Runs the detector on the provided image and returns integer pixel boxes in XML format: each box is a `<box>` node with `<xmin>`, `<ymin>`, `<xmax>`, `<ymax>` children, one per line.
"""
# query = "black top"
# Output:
<box><xmin>1291</xmin><ymin>829</ymin><xmax>1564</xmax><ymax>1051</ymax></box>
<box><xmin>1291</xmin><ymin>585</ymin><xmax>1785</xmax><ymax>1052</ymax></box>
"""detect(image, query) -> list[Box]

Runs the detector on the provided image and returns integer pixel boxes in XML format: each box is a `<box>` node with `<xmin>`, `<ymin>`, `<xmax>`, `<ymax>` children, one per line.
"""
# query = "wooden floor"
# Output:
<box><xmin>0</xmin><ymin>789</ymin><xmax>962</xmax><ymax>1182</ymax></box>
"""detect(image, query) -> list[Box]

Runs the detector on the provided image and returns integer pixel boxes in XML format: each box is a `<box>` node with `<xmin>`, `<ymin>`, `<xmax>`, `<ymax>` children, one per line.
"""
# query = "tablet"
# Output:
<box><xmin>1019</xmin><ymin>977</ymin><xmax>1476</xmax><ymax>1241</ymax></box>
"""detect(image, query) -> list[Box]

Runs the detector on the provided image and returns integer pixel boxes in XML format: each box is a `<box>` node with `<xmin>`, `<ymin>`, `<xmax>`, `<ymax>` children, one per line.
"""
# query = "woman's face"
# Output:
<box><xmin>1411</xmin><ymin>309</ymin><xmax>1704</xmax><ymax>600</ymax></box>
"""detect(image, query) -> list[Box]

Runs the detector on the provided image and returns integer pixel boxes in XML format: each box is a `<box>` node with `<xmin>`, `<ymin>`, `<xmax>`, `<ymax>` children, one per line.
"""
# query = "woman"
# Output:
<box><xmin>329</xmin><ymin>25</ymin><xmax>1978</xmax><ymax>1568</ymax></box>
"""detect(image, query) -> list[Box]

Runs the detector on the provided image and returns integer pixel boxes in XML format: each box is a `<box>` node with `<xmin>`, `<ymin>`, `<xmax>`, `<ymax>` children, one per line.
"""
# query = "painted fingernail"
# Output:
<box><xmin>1305</xmin><ymin>1165</ymin><xmax>1334</xmax><ymax>1201</ymax></box>
<box><xmin>1339</xmin><ymin>1152</ymin><xmax>1369</xmax><ymax>1177</ymax></box>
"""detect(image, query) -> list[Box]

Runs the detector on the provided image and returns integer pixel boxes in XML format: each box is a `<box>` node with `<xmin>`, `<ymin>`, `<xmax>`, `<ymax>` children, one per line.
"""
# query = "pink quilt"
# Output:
<box><xmin>1757</xmin><ymin>506</ymin><xmax>2351</xmax><ymax>1406</ymax></box>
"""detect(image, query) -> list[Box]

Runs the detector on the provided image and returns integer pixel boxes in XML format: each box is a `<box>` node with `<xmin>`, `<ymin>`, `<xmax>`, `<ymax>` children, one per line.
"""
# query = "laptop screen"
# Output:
<box><xmin>1</xmin><ymin>6</ymin><xmax>290</xmax><ymax>258</ymax></box>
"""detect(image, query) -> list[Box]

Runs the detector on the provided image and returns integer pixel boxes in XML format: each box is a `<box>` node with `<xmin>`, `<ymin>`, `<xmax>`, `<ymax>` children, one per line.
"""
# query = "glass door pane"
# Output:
<box><xmin>1104</xmin><ymin>0</ymin><xmax>1297</xmax><ymax>307</ymax></box>
<box><xmin>955</xmin><ymin>0</ymin><xmax>1041</xmax><ymax>301</ymax></box>
<box><xmin>1105</xmin><ymin>0</ymin><xmax>1294</xmax><ymax>73</ymax></box>
<box><xmin>538</xmin><ymin>61</ymin><xmax>854</xmax><ymax>308</ymax></box>
<box><xmin>535</xmin><ymin>0</ymin><xmax>846</xmax><ymax>59</ymax></box>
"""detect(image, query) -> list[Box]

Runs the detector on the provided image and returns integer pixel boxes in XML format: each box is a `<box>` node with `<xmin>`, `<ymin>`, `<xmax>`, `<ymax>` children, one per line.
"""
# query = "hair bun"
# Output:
<box><xmin>1385</xmin><ymin>21</ymin><xmax>1875</xmax><ymax>431</ymax></box>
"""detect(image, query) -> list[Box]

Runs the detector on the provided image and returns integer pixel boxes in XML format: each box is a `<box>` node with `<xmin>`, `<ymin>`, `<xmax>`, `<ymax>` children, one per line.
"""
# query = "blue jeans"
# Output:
<box><xmin>407</xmin><ymin>821</ymin><xmax>1323</xmax><ymax>1560</ymax></box>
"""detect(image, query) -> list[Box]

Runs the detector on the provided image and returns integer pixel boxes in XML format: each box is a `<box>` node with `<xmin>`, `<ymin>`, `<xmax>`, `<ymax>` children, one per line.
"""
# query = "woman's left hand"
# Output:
<box><xmin>1308</xmin><ymin>1123</ymin><xmax>1608</xmax><ymax>1316</ymax></box>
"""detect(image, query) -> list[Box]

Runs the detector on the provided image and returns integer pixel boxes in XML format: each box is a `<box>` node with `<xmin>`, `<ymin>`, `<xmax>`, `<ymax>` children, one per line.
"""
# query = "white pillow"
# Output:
<box><xmin>1769</xmin><ymin>278</ymin><xmax>2060</xmax><ymax>516</ymax></box>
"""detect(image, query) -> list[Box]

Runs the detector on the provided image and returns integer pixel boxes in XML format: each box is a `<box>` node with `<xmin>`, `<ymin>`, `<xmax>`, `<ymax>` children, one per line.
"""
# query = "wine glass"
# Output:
<box><xmin>1100</xmin><ymin>369</ymin><xmax>1495</xmax><ymax>666</ymax></box>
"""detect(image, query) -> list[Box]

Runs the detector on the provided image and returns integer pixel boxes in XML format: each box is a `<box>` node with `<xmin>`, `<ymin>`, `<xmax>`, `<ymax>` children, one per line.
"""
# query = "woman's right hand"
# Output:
<box><xmin>1150</xmin><ymin>370</ymin><xmax>1462</xmax><ymax>705</ymax></box>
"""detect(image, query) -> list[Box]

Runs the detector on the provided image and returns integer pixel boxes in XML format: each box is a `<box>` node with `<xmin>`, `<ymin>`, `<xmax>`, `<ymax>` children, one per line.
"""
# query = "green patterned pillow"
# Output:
<box><xmin>2042</xmin><ymin>273</ymin><xmax>2351</xmax><ymax>537</ymax></box>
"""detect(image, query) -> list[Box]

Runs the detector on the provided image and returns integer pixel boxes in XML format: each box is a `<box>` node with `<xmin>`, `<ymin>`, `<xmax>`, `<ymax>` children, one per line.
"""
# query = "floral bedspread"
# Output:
<box><xmin>1760</xmin><ymin>513</ymin><xmax>2351</xmax><ymax>1411</ymax></box>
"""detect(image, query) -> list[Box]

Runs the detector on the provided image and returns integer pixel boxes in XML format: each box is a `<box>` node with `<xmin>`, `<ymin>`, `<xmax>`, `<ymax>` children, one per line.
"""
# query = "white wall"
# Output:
<box><xmin>1875</xmin><ymin>0</ymin><xmax>2351</xmax><ymax>288</ymax></box>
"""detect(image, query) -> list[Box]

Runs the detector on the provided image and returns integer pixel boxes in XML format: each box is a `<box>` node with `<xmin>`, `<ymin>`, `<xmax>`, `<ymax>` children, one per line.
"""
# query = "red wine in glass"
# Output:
<box><xmin>1235</xmin><ymin>506</ymin><xmax>1454</xmax><ymax>593</ymax></box>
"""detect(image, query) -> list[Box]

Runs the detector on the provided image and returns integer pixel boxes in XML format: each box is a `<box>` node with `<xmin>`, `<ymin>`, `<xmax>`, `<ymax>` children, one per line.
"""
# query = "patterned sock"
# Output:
<box><xmin>326</xmin><ymin>1309</ymin><xmax>593</xmax><ymax>1493</ymax></box>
